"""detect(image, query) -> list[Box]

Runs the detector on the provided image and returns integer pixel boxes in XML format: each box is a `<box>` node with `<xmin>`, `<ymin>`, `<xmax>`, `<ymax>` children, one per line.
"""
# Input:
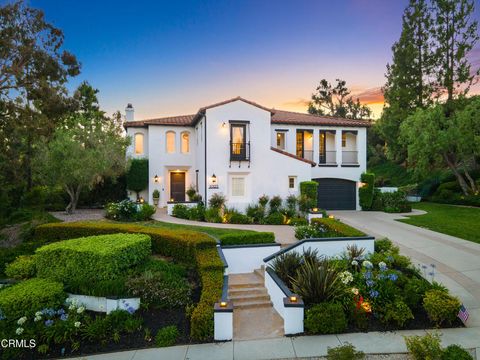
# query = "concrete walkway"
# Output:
<box><xmin>331</xmin><ymin>210</ymin><xmax>480</xmax><ymax>328</ymax></box>
<box><xmin>152</xmin><ymin>208</ymin><xmax>297</xmax><ymax>245</ymax></box>
<box><xmin>70</xmin><ymin>327</ymin><xmax>480</xmax><ymax>359</ymax></box>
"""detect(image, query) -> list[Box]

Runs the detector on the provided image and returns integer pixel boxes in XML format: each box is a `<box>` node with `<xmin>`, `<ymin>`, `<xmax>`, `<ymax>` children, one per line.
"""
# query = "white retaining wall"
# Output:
<box><xmin>221</xmin><ymin>244</ymin><xmax>280</xmax><ymax>274</ymax></box>
<box><xmin>67</xmin><ymin>294</ymin><xmax>140</xmax><ymax>314</ymax></box>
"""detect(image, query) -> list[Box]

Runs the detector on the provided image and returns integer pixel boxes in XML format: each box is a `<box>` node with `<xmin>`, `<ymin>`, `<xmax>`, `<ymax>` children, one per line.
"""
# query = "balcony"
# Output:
<box><xmin>301</xmin><ymin>150</ymin><xmax>314</xmax><ymax>162</ymax></box>
<box><xmin>342</xmin><ymin>151</ymin><xmax>358</xmax><ymax>165</ymax></box>
<box><xmin>230</xmin><ymin>141</ymin><xmax>250</xmax><ymax>161</ymax></box>
<box><xmin>319</xmin><ymin>151</ymin><xmax>337</xmax><ymax>165</ymax></box>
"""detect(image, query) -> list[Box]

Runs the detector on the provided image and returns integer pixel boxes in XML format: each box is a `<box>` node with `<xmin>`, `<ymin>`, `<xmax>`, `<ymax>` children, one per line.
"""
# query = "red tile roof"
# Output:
<box><xmin>124</xmin><ymin>97</ymin><xmax>371</xmax><ymax>128</ymax></box>
<box><xmin>270</xmin><ymin>147</ymin><xmax>316</xmax><ymax>166</ymax></box>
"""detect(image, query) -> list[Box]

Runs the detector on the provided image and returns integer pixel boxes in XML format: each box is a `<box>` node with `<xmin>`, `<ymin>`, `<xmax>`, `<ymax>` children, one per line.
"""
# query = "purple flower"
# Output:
<box><xmin>366</xmin><ymin>280</ymin><xmax>375</xmax><ymax>287</ymax></box>
<box><xmin>127</xmin><ymin>306</ymin><xmax>135</xmax><ymax>315</ymax></box>
<box><xmin>45</xmin><ymin>320</ymin><xmax>54</xmax><ymax>327</ymax></box>
<box><xmin>388</xmin><ymin>273</ymin><xmax>398</xmax><ymax>281</ymax></box>
<box><xmin>377</xmin><ymin>273</ymin><xmax>385</xmax><ymax>280</ymax></box>
<box><xmin>57</xmin><ymin>309</ymin><xmax>65</xmax><ymax>315</ymax></box>
<box><xmin>60</xmin><ymin>314</ymin><xmax>68</xmax><ymax>321</ymax></box>
<box><xmin>369</xmin><ymin>290</ymin><xmax>379</xmax><ymax>298</ymax></box>
<box><xmin>363</xmin><ymin>271</ymin><xmax>372</xmax><ymax>280</ymax></box>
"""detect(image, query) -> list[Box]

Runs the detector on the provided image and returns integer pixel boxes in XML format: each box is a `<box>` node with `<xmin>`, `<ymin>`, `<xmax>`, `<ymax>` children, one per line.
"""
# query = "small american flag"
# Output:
<box><xmin>458</xmin><ymin>304</ymin><xmax>469</xmax><ymax>324</ymax></box>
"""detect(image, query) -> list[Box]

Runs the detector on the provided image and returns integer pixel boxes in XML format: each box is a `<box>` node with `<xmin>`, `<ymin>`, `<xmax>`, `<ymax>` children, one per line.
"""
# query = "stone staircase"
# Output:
<box><xmin>228</xmin><ymin>268</ymin><xmax>284</xmax><ymax>340</ymax></box>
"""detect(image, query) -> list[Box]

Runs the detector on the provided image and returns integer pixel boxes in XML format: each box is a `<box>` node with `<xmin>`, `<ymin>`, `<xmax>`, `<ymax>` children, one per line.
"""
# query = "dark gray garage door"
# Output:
<box><xmin>313</xmin><ymin>178</ymin><xmax>356</xmax><ymax>210</ymax></box>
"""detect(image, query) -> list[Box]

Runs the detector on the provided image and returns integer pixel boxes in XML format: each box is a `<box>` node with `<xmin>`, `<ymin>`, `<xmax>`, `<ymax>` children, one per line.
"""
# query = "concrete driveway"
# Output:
<box><xmin>331</xmin><ymin>210</ymin><xmax>480</xmax><ymax>327</ymax></box>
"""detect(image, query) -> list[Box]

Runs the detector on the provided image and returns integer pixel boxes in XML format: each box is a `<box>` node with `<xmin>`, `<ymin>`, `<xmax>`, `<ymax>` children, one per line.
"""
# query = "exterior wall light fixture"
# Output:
<box><xmin>211</xmin><ymin>173</ymin><xmax>217</xmax><ymax>185</ymax></box>
<box><xmin>289</xmin><ymin>295</ymin><xmax>297</xmax><ymax>303</ymax></box>
<box><xmin>154</xmin><ymin>174</ymin><xmax>159</xmax><ymax>183</ymax></box>
<box><xmin>219</xmin><ymin>301</ymin><xmax>228</xmax><ymax>308</ymax></box>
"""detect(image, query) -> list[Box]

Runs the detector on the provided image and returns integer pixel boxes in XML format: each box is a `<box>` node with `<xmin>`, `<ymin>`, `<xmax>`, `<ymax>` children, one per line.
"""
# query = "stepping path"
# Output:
<box><xmin>228</xmin><ymin>269</ymin><xmax>284</xmax><ymax>340</ymax></box>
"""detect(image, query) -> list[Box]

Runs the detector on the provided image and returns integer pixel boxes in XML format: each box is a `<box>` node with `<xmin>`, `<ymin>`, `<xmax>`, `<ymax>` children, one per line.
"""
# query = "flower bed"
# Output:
<box><xmin>268</xmin><ymin>239</ymin><xmax>463</xmax><ymax>335</ymax></box>
<box><xmin>294</xmin><ymin>218</ymin><xmax>366</xmax><ymax>239</ymax></box>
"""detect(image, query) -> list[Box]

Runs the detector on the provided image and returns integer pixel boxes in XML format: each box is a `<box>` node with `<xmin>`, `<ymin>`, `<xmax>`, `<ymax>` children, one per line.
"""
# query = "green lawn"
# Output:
<box><xmin>136</xmin><ymin>220</ymin><xmax>259</xmax><ymax>240</ymax></box>
<box><xmin>398</xmin><ymin>202</ymin><xmax>480</xmax><ymax>243</ymax></box>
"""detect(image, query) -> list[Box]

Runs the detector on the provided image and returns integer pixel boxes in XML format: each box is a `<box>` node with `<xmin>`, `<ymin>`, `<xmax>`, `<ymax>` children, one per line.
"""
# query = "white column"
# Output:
<box><xmin>336</xmin><ymin>130</ymin><xmax>343</xmax><ymax>165</ymax></box>
<box><xmin>312</xmin><ymin>128</ymin><xmax>319</xmax><ymax>164</ymax></box>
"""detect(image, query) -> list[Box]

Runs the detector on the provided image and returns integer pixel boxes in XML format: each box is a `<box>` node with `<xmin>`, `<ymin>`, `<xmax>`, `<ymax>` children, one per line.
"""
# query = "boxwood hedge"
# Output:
<box><xmin>218</xmin><ymin>232</ymin><xmax>275</xmax><ymax>245</ymax></box>
<box><xmin>34</xmin><ymin>222</ymin><xmax>222</xmax><ymax>341</ymax></box>
<box><xmin>0</xmin><ymin>278</ymin><xmax>65</xmax><ymax>319</ymax></box>
<box><xmin>310</xmin><ymin>218</ymin><xmax>366</xmax><ymax>237</ymax></box>
<box><xmin>35</xmin><ymin>233</ymin><xmax>151</xmax><ymax>285</ymax></box>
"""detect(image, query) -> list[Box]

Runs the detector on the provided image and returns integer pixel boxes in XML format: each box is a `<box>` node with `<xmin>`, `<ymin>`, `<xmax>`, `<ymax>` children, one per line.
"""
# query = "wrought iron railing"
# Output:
<box><xmin>302</xmin><ymin>150</ymin><xmax>314</xmax><ymax>162</ymax></box>
<box><xmin>319</xmin><ymin>151</ymin><xmax>337</xmax><ymax>164</ymax></box>
<box><xmin>230</xmin><ymin>141</ymin><xmax>250</xmax><ymax>161</ymax></box>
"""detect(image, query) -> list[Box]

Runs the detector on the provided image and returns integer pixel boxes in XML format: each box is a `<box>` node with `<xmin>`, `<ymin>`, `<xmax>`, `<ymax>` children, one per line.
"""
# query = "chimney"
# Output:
<box><xmin>125</xmin><ymin>103</ymin><xmax>134</xmax><ymax>121</ymax></box>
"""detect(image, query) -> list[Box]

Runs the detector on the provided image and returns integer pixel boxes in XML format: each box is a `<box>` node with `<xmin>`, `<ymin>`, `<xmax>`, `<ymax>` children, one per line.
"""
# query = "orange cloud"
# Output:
<box><xmin>352</xmin><ymin>87</ymin><xmax>384</xmax><ymax>105</ymax></box>
<box><xmin>281</xmin><ymin>98</ymin><xmax>311</xmax><ymax>108</ymax></box>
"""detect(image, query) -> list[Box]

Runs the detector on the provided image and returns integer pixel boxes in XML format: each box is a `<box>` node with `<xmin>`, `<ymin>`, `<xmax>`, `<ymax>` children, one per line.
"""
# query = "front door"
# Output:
<box><xmin>170</xmin><ymin>172</ymin><xmax>186</xmax><ymax>202</ymax></box>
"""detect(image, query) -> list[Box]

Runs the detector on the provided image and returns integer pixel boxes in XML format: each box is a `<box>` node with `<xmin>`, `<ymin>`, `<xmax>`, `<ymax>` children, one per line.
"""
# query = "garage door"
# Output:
<box><xmin>313</xmin><ymin>178</ymin><xmax>356</xmax><ymax>210</ymax></box>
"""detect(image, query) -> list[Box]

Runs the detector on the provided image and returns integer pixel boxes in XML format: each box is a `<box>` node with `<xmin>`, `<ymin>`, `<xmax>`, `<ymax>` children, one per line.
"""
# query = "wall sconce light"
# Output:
<box><xmin>221</xmin><ymin>122</ymin><xmax>226</xmax><ymax>128</ymax></box>
<box><xmin>328</xmin><ymin>215</ymin><xmax>335</xmax><ymax>219</ymax></box>
<box><xmin>211</xmin><ymin>173</ymin><xmax>217</xmax><ymax>184</ymax></box>
<box><xmin>289</xmin><ymin>295</ymin><xmax>298</xmax><ymax>303</ymax></box>
<box><xmin>170</xmin><ymin>198</ymin><xmax>174</xmax><ymax>202</ymax></box>
<box><xmin>139</xmin><ymin>197</ymin><xmax>145</xmax><ymax>204</ymax></box>
<box><xmin>219</xmin><ymin>301</ymin><xmax>228</xmax><ymax>308</ymax></box>
<box><xmin>154</xmin><ymin>174</ymin><xmax>159</xmax><ymax>183</ymax></box>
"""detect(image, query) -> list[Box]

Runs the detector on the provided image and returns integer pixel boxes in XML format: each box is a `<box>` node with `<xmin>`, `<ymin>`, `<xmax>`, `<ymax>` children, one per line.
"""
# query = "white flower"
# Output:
<box><xmin>351</xmin><ymin>260</ymin><xmax>358</xmax><ymax>266</ymax></box>
<box><xmin>351</xmin><ymin>287</ymin><xmax>359</xmax><ymax>295</ymax></box>
<box><xmin>17</xmin><ymin>316</ymin><xmax>27</xmax><ymax>325</ymax></box>
<box><xmin>35</xmin><ymin>311</ymin><xmax>42</xmax><ymax>317</ymax></box>
<box><xmin>362</xmin><ymin>260</ymin><xmax>373</xmax><ymax>269</ymax></box>
<box><xmin>74</xmin><ymin>321</ymin><xmax>81</xmax><ymax>328</ymax></box>
<box><xmin>339</xmin><ymin>271</ymin><xmax>353</xmax><ymax>285</ymax></box>
<box><xmin>68</xmin><ymin>304</ymin><xmax>76</xmax><ymax>311</ymax></box>
<box><xmin>16</xmin><ymin>327</ymin><xmax>24</xmax><ymax>335</ymax></box>
<box><xmin>77</xmin><ymin>306</ymin><xmax>85</xmax><ymax>314</ymax></box>
<box><xmin>34</xmin><ymin>316</ymin><xmax>42</xmax><ymax>322</ymax></box>
<box><xmin>378</xmin><ymin>261</ymin><xmax>387</xmax><ymax>269</ymax></box>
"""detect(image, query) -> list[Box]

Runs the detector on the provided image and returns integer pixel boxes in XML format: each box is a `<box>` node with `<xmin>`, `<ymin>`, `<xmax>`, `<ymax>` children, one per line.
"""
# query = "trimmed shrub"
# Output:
<box><xmin>105</xmin><ymin>200</ymin><xmax>155</xmax><ymax>221</ymax></box>
<box><xmin>405</xmin><ymin>333</ymin><xmax>443</xmax><ymax>360</ymax></box>
<box><xmin>382</xmin><ymin>299</ymin><xmax>414</xmax><ymax>327</ymax></box>
<box><xmin>442</xmin><ymin>345</ymin><xmax>473</xmax><ymax>360</ymax></box>
<box><xmin>289</xmin><ymin>217</ymin><xmax>307</xmax><ymax>226</ymax></box>
<box><xmin>155</xmin><ymin>325</ymin><xmax>179</xmax><ymax>347</ymax></box>
<box><xmin>305</xmin><ymin>302</ymin><xmax>347</xmax><ymax>334</ymax></box>
<box><xmin>188</xmin><ymin>203</ymin><xmax>205</xmax><ymax>221</ymax></box>
<box><xmin>300</xmin><ymin>181</ymin><xmax>318</xmax><ymax>201</ymax></box>
<box><xmin>286</xmin><ymin>194</ymin><xmax>298</xmax><ymax>212</ymax></box>
<box><xmin>219</xmin><ymin>232</ymin><xmax>275</xmax><ymax>245</ymax></box>
<box><xmin>205</xmin><ymin>207</ymin><xmax>222</xmax><ymax>223</ymax></box>
<box><xmin>35</xmin><ymin>233</ymin><xmax>151</xmax><ymax>285</ymax></box>
<box><xmin>265</xmin><ymin>212</ymin><xmax>284</xmax><ymax>225</ymax></box>
<box><xmin>172</xmin><ymin>204</ymin><xmax>190</xmax><ymax>219</ymax></box>
<box><xmin>269</xmin><ymin>196</ymin><xmax>283</xmax><ymax>214</ymax></box>
<box><xmin>327</xmin><ymin>343</ymin><xmax>365</xmax><ymax>360</ymax></box>
<box><xmin>258</xmin><ymin>194</ymin><xmax>269</xmax><ymax>207</ymax></box>
<box><xmin>374</xmin><ymin>238</ymin><xmax>393</xmax><ymax>253</ymax></box>
<box><xmin>0</xmin><ymin>278</ymin><xmax>65</xmax><ymax>318</ymax></box>
<box><xmin>208</xmin><ymin>193</ymin><xmax>226</xmax><ymax>209</ymax></box>
<box><xmin>310</xmin><ymin>218</ymin><xmax>365</xmax><ymax>237</ymax></box>
<box><xmin>359</xmin><ymin>172</ymin><xmax>375</xmax><ymax>210</ymax></box>
<box><xmin>246</xmin><ymin>204</ymin><xmax>265</xmax><ymax>223</ymax></box>
<box><xmin>126</xmin><ymin>158</ymin><xmax>148</xmax><ymax>197</ymax></box>
<box><xmin>5</xmin><ymin>255</ymin><xmax>36</xmax><ymax>280</ymax></box>
<box><xmin>228</xmin><ymin>212</ymin><xmax>251</xmax><ymax>224</ymax></box>
<box><xmin>423</xmin><ymin>289</ymin><xmax>461</xmax><ymax>326</ymax></box>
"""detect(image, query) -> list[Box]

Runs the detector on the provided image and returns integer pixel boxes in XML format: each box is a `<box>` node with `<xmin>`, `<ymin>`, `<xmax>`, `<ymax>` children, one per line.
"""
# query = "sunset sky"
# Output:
<box><xmin>30</xmin><ymin>0</ymin><xmax>480</xmax><ymax>120</ymax></box>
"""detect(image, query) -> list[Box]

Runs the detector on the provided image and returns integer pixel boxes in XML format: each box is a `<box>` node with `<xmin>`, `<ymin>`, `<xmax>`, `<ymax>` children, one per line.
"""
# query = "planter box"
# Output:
<box><xmin>67</xmin><ymin>294</ymin><xmax>140</xmax><ymax>314</ymax></box>
<box><xmin>167</xmin><ymin>201</ymin><xmax>199</xmax><ymax>215</ymax></box>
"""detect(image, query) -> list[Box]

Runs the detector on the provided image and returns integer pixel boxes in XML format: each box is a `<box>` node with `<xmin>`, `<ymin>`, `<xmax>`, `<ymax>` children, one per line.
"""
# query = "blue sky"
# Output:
<box><xmin>25</xmin><ymin>0</ymin><xmax>480</xmax><ymax>119</ymax></box>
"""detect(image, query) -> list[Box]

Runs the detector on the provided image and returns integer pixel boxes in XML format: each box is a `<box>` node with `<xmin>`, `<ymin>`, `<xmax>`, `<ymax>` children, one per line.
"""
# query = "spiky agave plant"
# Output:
<box><xmin>269</xmin><ymin>252</ymin><xmax>302</xmax><ymax>289</ymax></box>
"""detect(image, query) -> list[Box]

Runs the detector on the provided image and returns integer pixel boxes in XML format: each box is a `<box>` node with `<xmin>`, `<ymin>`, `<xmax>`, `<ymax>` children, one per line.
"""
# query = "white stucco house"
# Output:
<box><xmin>124</xmin><ymin>97</ymin><xmax>370</xmax><ymax>210</ymax></box>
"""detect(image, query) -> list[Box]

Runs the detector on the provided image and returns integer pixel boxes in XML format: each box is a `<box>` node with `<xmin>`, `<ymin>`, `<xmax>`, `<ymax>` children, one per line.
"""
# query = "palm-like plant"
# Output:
<box><xmin>291</xmin><ymin>258</ymin><xmax>346</xmax><ymax>304</ymax></box>
<box><xmin>269</xmin><ymin>252</ymin><xmax>302</xmax><ymax>288</ymax></box>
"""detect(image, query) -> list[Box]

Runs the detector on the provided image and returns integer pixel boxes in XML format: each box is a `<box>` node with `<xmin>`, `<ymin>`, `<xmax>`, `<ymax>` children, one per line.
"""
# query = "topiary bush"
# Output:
<box><xmin>0</xmin><ymin>278</ymin><xmax>65</xmax><ymax>318</ymax></box>
<box><xmin>305</xmin><ymin>302</ymin><xmax>347</xmax><ymax>334</ymax></box>
<box><xmin>423</xmin><ymin>289</ymin><xmax>461</xmax><ymax>326</ymax></box>
<box><xmin>155</xmin><ymin>325</ymin><xmax>179</xmax><ymax>347</ymax></box>
<box><xmin>35</xmin><ymin>233</ymin><xmax>151</xmax><ymax>286</ymax></box>
<box><xmin>359</xmin><ymin>172</ymin><xmax>375</xmax><ymax>210</ymax></box>
<box><xmin>5</xmin><ymin>255</ymin><xmax>36</xmax><ymax>280</ymax></box>
<box><xmin>126</xmin><ymin>158</ymin><xmax>148</xmax><ymax>198</ymax></box>
<box><xmin>269</xmin><ymin>196</ymin><xmax>283</xmax><ymax>214</ymax></box>
<box><xmin>300</xmin><ymin>181</ymin><xmax>318</xmax><ymax>201</ymax></box>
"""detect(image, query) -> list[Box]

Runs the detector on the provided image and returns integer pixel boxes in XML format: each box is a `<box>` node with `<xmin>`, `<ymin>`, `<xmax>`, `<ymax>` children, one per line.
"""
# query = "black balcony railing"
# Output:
<box><xmin>319</xmin><ymin>151</ymin><xmax>337</xmax><ymax>164</ymax></box>
<box><xmin>342</xmin><ymin>151</ymin><xmax>358</xmax><ymax>164</ymax></box>
<box><xmin>230</xmin><ymin>141</ymin><xmax>250</xmax><ymax>161</ymax></box>
<box><xmin>301</xmin><ymin>150</ymin><xmax>314</xmax><ymax>162</ymax></box>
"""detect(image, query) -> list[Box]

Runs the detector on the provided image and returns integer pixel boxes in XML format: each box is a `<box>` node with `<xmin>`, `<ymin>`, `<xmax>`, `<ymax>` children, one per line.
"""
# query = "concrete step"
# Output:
<box><xmin>228</xmin><ymin>288</ymin><xmax>268</xmax><ymax>297</ymax></box>
<box><xmin>229</xmin><ymin>293</ymin><xmax>271</xmax><ymax>302</ymax></box>
<box><xmin>228</xmin><ymin>273</ymin><xmax>263</xmax><ymax>288</ymax></box>
<box><xmin>253</xmin><ymin>267</ymin><xmax>265</xmax><ymax>280</ymax></box>
<box><xmin>228</xmin><ymin>281</ymin><xmax>263</xmax><ymax>290</ymax></box>
<box><xmin>233</xmin><ymin>300</ymin><xmax>273</xmax><ymax>309</ymax></box>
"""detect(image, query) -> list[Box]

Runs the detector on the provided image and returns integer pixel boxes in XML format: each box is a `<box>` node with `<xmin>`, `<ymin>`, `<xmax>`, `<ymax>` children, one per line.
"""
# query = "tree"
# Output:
<box><xmin>34</xmin><ymin>83</ymin><xmax>129</xmax><ymax>213</ymax></box>
<box><xmin>378</xmin><ymin>0</ymin><xmax>436</xmax><ymax>162</ymax></box>
<box><xmin>308</xmin><ymin>79</ymin><xmax>372</xmax><ymax>119</ymax></box>
<box><xmin>0</xmin><ymin>1</ymin><xmax>79</xmax><ymax>199</ymax></box>
<box><xmin>126</xmin><ymin>159</ymin><xmax>149</xmax><ymax>200</ymax></box>
<box><xmin>400</xmin><ymin>97</ymin><xmax>480</xmax><ymax>195</ymax></box>
<box><xmin>432</xmin><ymin>0</ymin><xmax>479</xmax><ymax>107</ymax></box>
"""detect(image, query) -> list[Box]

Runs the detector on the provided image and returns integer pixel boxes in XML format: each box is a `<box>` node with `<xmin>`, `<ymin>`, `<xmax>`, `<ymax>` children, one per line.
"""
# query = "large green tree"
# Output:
<box><xmin>378</xmin><ymin>0</ymin><xmax>435</xmax><ymax>162</ymax></box>
<box><xmin>0</xmin><ymin>0</ymin><xmax>79</xmax><ymax>202</ymax></box>
<box><xmin>308</xmin><ymin>79</ymin><xmax>372</xmax><ymax>119</ymax></box>
<box><xmin>35</xmin><ymin>83</ymin><xmax>129</xmax><ymax>213</ymax></box>
<box><xmin>400</xmin><ymin>97</ymin><xmax>480</xmax><ymax>195</ymax></box>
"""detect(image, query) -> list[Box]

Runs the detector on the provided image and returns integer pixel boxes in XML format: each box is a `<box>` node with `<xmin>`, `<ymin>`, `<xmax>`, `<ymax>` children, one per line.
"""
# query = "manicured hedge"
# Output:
<box><xmin>310</xmin><ymin>218</ymin><xmax>365</xmax><ymax>237</ymax></box>
<box><xmin>300</xmin><ymin>181</ymin><xmax>318</xmax><ymax>201</ymax></box>
<box><xmin>0</xmin><ymin>278</ymin><xmax>66</xmax><ymax>319</ymax></box>
<box><xmin>218</xmin><ymin>232</ymin><xmax>275</xmax><ymax>245</ymax></box>
<box><xmin>359</xmin><ymin>172</ymin><xmax>375</xmax><ymax>210</ymax></box>
<box><xmin>34</xmin><ymin>222</ymin><xmax>222</xmax><ymax>341</ymax></box>
<box><xmin>35</xmin><ymin>233</ymin><xmax>151</xmax><ymax>285</ymax></box>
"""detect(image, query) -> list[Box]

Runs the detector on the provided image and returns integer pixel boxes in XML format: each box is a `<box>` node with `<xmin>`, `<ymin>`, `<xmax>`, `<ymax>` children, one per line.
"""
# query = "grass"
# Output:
<box><xmin>398</xmin><ymin>202</ymin><xmax>480</xmax><ymax>243</ymax></box>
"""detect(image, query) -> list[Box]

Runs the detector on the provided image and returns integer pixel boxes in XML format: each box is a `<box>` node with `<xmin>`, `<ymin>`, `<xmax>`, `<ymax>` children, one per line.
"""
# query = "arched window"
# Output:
<box><xmin>166</xmin><ymin>131</ymin><xmax>176</xmax><ymax>153</ymax></box>
<box><xmin>181</xmin><ymin>131</ymin><xmax>190</xmax><ymax>153</ymax></box>
<box><xmin>134</xmin><ymin>133</ymin><xmax>144</xmax><ymax>155</ymax></box>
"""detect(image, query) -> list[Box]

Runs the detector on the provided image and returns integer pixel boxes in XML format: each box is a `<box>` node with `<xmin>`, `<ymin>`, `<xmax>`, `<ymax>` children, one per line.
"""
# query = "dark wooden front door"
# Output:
<box><xmin>170</xmin><ymin>172</ymin><xmax>186</xmax><ymax>202</ymax></box>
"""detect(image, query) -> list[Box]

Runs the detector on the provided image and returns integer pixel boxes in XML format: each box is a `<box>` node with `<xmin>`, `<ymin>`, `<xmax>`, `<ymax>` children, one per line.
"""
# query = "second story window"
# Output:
<box><xmin>229</xmin><ymin>121</ymin><xmax>250</xmax><ymax>163</ymax></box>
<box><xmin>166</xmin><ymin>131</ymin><xmax>176</xmax><ymax>153</ymax></box>
<box><xmin>134</xmin><ymin>133</ymin><xmax>144</xmax><ymax>155</ymax></box>
<box><xmin>181</xmin><ymin>131</ymin><xmax>190</xmax><ymax>153</ymax></box>
<box><xmin>276</xmin><ymin>131</ymin><xmax>286</xmax><ymax>150</ymax></box>
<box><xmin>342</xmin><ymin>132</ymin><xmax>346</xmax><ymax>147</ymax></box>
